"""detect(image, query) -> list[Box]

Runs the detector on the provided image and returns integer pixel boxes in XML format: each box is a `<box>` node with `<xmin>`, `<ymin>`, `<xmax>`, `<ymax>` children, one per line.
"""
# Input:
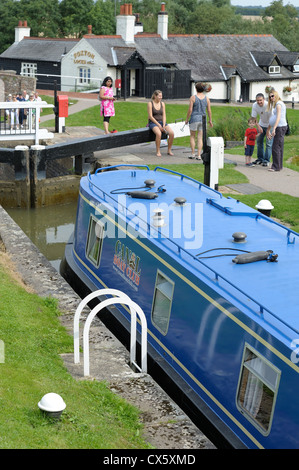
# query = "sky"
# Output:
<box><xmin>230</xmin><ymin>0</ymin><xmax>299</xmax><ymax>6</ymax></box>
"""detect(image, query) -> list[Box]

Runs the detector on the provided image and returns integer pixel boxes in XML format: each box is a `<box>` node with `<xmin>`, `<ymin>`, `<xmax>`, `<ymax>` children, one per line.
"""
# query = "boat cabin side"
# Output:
<box><xmin>70</xmin><ymin>180</ymin><xmax>299</xmax><ymax>450</ymax></box>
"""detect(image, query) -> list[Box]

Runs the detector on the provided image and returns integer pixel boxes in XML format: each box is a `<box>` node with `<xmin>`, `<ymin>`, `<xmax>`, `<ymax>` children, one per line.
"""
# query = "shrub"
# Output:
<box><xmin>210</xmin><ymin>108</ymin><xmax>248</xmax><ymax>142</ymax></box>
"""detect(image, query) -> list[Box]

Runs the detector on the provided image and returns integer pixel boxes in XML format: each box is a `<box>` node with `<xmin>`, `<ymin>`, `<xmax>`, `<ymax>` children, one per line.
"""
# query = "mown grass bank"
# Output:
<box><xmin>0</xmin><ymin>249</ymin><xmax>150</xmax><ymax>449</ymax></box>
<box><xmin>41</xmin><ymin>99</ymin><xmax>299</xmax><ymax>173</ymax></box>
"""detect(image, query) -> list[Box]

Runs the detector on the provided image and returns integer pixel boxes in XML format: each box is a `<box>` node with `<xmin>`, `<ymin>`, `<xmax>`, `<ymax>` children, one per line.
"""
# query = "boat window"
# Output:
<box><xmin>237</xmin><ymin>344</ymin><xmax>280</xmax><ymax>435</ymax></box>
<box><xmin>151</xmin><ymin>270</ymin><xmax>174</xmax><ymax>335</ymax></box>
<box><xmin>86</xmin><ymin>216</ymin><xmax>104</xmax><ymax>267</ymax></box>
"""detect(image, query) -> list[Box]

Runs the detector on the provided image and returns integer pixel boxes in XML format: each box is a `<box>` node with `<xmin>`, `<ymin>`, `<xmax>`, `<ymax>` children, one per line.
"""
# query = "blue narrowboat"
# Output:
<box><xmin>61</xmin><ymin>164</ymin><xmax>299</xmax><ymax>449</ymax></box>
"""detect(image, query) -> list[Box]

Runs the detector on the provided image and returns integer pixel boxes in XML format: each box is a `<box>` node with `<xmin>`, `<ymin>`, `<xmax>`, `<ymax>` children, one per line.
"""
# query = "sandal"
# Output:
<box><xmin>188</xmin><ymin>155</ymin><xmax>195</xmax><ymax>159</ymax></box>
<box><xmin>195</xmin><ymin>156</ymin><xmax>202</xmax><ymax>160</ymax></box>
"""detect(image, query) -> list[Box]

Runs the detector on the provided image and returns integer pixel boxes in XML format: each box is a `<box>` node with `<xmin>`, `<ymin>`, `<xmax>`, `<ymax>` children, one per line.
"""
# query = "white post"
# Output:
<box><xmin>35</xmin><ymin>107</ymin><xmax>40</xmax><ymax>145</ymax></box>
<box><xmin>58</xmin><ymin>117</ymin><xmax>65</xmax><ymax>133</ymax></box>
<box><xmin>207</xmin><ymin>137</ymin><xmax>224</xmax><ymax>190</ymax></box>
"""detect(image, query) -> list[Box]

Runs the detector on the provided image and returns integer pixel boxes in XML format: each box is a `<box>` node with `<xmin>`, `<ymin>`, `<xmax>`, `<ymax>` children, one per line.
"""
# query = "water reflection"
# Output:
<box><xmin>7</xmin><ymin>202</ymin><xmax>78</xmax><ymax>271</ymax></box>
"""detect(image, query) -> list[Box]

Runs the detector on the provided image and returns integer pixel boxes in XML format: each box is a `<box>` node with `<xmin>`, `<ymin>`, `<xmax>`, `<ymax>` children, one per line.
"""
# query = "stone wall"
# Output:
<box><xmin>0</xmin><ymin>71</ymin><xmax>36</xmax><ymax>101</ymax></box>
<box><xmin>0</xmin><ymin>143</ymin><xmax>80</xmax><ymax>208</ymax></box>
<box><xmin>0</xmin><ymin>204</ymin><xmax>80</xmax><ymax>315</ymax></box>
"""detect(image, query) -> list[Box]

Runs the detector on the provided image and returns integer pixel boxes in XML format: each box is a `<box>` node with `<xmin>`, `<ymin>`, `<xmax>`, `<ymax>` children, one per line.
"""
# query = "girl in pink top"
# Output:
<box><xmin>99</xmin><ymin>76</ymin><xmax>115</xmax><ymax>134</ymax></box>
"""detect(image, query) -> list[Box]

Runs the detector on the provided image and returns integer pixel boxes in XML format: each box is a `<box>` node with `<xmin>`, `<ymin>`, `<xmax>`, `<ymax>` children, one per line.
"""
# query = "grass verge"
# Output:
<box><xmin>0</xmin><ymin>250</ymin><xmax>150</xmax><ymax>449</ymax></box>
<box><xmin>227</xmin><ymin>192</ymin><xmax>299</xmax><ymax>233</ymax></box>
<box><xmin>40</xmin><ymin>100</ymin><xmax>299</xmax><ymax>172</ymax></box>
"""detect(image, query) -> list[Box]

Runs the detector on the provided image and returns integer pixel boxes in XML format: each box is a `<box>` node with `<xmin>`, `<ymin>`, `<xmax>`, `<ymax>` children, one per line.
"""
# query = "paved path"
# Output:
<box><xmin>39</xmin><ymin>94</ymin><xmax>99</xmax><ymax>123</ymax></box>
<box><xmin>224</xmin><ymin>153</ymin><xmax>299</xmax><ymax>198</ymax></box>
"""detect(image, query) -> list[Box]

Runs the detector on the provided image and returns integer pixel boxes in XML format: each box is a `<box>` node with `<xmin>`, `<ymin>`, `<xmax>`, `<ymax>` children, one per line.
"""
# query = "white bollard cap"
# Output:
<box><xmin>255</xmin><ymin>199</ymin><xmax>274</xmax><ymax>210</ymax></box>
<box><xmin>38</xmin><ymin>393</ymin><xmax>66</xmax><ymax>412</ymax></box>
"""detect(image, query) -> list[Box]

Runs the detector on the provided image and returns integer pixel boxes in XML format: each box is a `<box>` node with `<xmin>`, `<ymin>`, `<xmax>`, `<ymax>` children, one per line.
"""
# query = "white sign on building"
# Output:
<box><xmin>61</xmin><ymin>39</ymin><xmax>109</xmax><ymax>92</ymax></box>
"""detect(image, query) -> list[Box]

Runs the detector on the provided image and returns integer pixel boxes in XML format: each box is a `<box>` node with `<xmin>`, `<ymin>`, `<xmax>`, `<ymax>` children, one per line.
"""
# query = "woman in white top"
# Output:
<box><xmin>266</xmin><ymin>90</ymin><xmax>288</xmax><ymax>172</ymax></box>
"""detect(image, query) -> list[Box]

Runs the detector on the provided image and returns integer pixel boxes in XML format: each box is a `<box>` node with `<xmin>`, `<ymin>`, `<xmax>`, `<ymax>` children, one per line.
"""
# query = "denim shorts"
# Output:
<box><xmin>189</xmin><ymin>121</ymin><xmax>203</xmax><ymax>132</ymax></box>
<box><xmin>149</xmin><ymin>120</ymin><xmax>167</xmax><ymax>130</ymax></box>
<box><xmin>245</xmin><ymin>144</ymin><xmax>255</xmax><ymax>156</ymax></box>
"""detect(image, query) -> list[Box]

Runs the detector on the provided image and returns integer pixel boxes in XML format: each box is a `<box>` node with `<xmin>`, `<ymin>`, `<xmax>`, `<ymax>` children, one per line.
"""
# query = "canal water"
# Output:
<box><xmin>7</xmin><ymin>202</ymin><xmax>78</xmax><ymax>272</ymax></box>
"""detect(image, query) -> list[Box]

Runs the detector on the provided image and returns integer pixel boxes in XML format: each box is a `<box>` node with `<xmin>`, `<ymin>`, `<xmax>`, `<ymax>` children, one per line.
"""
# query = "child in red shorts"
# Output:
<box><xmin>244</xmin><ymin>118</ymin><xmax>261</xmax><ymax>166</ymax></box>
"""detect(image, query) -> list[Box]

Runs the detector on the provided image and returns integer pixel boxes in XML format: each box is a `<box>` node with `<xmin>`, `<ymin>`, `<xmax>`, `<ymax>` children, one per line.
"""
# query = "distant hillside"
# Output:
<box><xmin>234</xmin><ymin>5</ymin><xmax>299</xmax><ymax>16</ymax></box>
<box><xmin>234</xmin><ymin>6</ymin><xmax>265</xmax><ymax>16</ymax></box>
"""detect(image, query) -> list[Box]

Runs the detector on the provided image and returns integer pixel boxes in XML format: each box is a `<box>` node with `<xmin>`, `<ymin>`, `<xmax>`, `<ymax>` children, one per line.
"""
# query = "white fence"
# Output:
<box><xmin>0</xmin><ymin>101</ymin><xmax>54</xmax><ymax>144</ymax></box>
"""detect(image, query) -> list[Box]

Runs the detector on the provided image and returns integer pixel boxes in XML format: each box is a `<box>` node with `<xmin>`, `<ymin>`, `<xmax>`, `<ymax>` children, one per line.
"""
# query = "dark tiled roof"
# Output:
<box><xmin>251</xmin><ymin>51</ymin><xmax>278</xmax><ymax>67</ymax></box>
<box><xmin>111</xmin><ymin>46</ymin><xmax>136</xmax><ymax>65</ymax></box>
<box><xmin>84</xmin><ymin>36</ymin><xmax>126</xmax><ymax>64</ymax></box>
<box><xmin>112</xmin><ymin>47</ymin><xmax>147</xmax><ymax>66</ymax></box>
<box><xmin>276</xmin><ymin>51</ymin><xmax>299</xmax><ymax>66</ymax></box>
<box><xmin>0</xmin><ymin>37</ymin><xmax>79</xmax><ymax>61</ymax></box>
<box><xmin>1</xmin><ymin>33</ymin><xmax>296</xmax><ymax>82</ymax></box>
<box><xmin>221</xmin><ymin>65</ymin><xmax>237</xmax><ymax>80</ymax></box>
<box><xmin>134</xmin><ymin>34</ymin><xmax>292</xmax><ymax>81</ymax></box>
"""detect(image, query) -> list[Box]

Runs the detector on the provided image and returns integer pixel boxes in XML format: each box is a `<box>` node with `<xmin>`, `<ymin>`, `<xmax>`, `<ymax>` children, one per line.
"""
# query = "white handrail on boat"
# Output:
<box><xmin>73</xmin><ymin>288</ymin><xmax>147</xmax><ymax>376</ymax></box>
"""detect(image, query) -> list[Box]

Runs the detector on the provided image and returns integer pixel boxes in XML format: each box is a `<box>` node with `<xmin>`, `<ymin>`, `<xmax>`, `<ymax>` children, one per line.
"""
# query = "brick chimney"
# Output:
<box><xmin>157</xmin><ymin>3</ymin><xmax>168</xmax><ymax>40</ymax></box>
<box><xmin>134</xmin><ymin>13</ymin><xmax>143</xmax><ymax>35</ymax></box>
<box><xmin>116</xmin><ymin>3</ymin><xmax>135</xmax><ymax>44</ymax></box>
<box><xmin>87</xmin><ymin>25</ymin><xmax>92</xmax><ymax>35</ymax></box>
<box><xmin>15</xmin><ymin>20</ymin><xmax>31</xmax><ymax>43</ymax></box>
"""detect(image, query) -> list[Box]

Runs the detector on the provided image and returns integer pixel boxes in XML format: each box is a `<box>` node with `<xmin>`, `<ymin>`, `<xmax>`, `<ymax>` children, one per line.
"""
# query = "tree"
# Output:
<box><xmin>190</xmin><ymin>1</ymin><xmax>235</xmax><ymax>34</ymax></box>
<box><xmin>264</xmin><ymin>0</ymin><xmax>297</xmax><ymax>20</ymax></box>
<box><xmin>212</xmin><ymin>0</ymin><xmax>230</xmax><ymax>7</ymax></box>
<box><xmin>89</xmin><ymin>0</ymin><xmax>116</xmax><ymax>36</ymax></box>
<box><xmin>263</xmin><ymin>0</ymin><xmax>299</xmax><ymax>51</ymax></box>
<box><xmin>59</xmin><ymin>0</ymin><xmax>94</xmax><ymax>37</ymax></box>
<box><xmin>270</xmin><ymin>14</ymin><xmax>299</xmax><ymax>51</ymax></box>
<box><xmin>0</xmin><ymin>0</ymin><xmax>20</xmax><ymax>53</ymax></box>
<box><xmin>19</xmin><ymin>0</ymin><xmax>62</xmax><ymax>37</ymax></box>
<box><xmin>131</xmin><ymin>0</ymin><xmax>161</xmax><ymax>33</ymax></box>
<box><xmin>167</xmin><ymin>0</ymin><xmax>198</xmax><ymax>33</ymax></box>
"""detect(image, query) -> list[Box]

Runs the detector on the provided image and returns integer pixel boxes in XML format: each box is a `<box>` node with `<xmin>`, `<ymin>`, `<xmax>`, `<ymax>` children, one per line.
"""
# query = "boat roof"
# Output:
<box><xmin>84</xmin><ymin>166</ymin><xmax>299</xmax><ymax>339</ymax></box>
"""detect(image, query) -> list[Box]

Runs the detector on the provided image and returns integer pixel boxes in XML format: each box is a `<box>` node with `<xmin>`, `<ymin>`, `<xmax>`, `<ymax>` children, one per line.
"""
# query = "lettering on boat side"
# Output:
<box><xmin>113</xmin><ymin>240</ymin><xmax>141</xmax><ymax>290</ymax></box>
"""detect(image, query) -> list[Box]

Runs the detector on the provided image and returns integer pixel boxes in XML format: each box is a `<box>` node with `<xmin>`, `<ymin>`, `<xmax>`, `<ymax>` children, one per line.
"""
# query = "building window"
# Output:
<box><xmin>269</xmin><ymin>65</ymin><xmax>280</xmax><ymax>74</ymax></box>
<box><xmin>151</xmin><ymin>270</ymin><xmax>174</xmax><ymax>335</ymax></box>
<box><xmin>21</xmin><ymin>62</ymin><xmax>37</xmax><ymax>77</ymax></box>
<box><xmin>78</xmin><ymin>67</ymin><xmax>91</xmax><ymax>84</ymax></box>
<box><xmin>237</xmin><ymin>345</ymin><xmax>280</xmax><ymax>435</ymax></box>
<box><xmin>86</xmin><ymin>216</ymin><xmax>104</xmax><ymax>267</ymax></box>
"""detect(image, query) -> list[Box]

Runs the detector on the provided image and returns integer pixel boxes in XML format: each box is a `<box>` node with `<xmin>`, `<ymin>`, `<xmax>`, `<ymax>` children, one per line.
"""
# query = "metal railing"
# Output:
<box><xmin>0</xmin><ymin>101</ymin><xmax>54</xmax><ymax>144</ymax></box>
<box><xmin>73</xmin><ymin>289</ymin><xmax>148</xmax><ymax>376</ymax></box>
<box><xmin>33</xmin><ymin>73</ymin><xmax>102</xmax><ymax>93</ymax></box>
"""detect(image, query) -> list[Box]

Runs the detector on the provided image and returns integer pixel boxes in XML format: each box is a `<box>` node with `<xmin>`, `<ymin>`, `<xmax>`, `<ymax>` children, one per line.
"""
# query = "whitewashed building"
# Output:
<box><xmin>0</xmin><ymin>3</ymin><xmax>298</xmax><ymax>102</ymax></box>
